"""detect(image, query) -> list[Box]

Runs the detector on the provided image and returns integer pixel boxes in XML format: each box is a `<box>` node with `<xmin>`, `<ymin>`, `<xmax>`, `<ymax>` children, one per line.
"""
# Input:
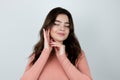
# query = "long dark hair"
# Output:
<box><xmin>30</xmin><ymin>7</ymin><xmax>82</xmax><ymax>65</ymax></box>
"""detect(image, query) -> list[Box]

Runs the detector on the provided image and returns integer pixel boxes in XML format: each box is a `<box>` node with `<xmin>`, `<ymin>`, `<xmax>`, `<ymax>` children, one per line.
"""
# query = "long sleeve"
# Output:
<box><xmin>57</xmin><ymin>50</ymin><xmax>92</xmax><ymax>80</ymax></box>
<box><xmin>20</xmin><ymin>49</ymin><xmax>50</xmax><ymax>80</ymax></box>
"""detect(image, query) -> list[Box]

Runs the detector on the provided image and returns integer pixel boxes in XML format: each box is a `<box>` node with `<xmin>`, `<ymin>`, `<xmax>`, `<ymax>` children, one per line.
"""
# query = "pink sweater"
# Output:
<box><xmin>21</xmin><ymin>49</ymin><xmax>92</xmax><ymax>80</ymax></box>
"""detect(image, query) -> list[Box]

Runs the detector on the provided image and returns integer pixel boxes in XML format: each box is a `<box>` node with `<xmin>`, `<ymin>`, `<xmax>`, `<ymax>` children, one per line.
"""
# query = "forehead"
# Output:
<box><xmin>55</xmin><ymin>14</ymin><xmax>69</xmax><ymax>22</ymax></box>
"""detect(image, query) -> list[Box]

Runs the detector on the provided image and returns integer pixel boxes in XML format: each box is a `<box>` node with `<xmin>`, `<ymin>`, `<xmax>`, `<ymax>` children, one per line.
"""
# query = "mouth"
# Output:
<box><xmin>57</xmin><ymin>33</ymin><xmax>65</xmax><ymax>36</ymax></box>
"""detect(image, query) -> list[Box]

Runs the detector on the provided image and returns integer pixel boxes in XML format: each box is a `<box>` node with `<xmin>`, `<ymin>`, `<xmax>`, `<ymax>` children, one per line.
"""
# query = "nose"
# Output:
<box><xmin>60</xmin><ymin>24</ymin><xmax>65</xmax><ymax>31</ymax></box>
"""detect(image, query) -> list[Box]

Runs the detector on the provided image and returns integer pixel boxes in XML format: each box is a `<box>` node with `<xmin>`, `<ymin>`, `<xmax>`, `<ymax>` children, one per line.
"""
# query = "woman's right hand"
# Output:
<box><xmin>43</xmin><ymin>28</ymin><xmax>53</xmax><ymax>52</ymax></box>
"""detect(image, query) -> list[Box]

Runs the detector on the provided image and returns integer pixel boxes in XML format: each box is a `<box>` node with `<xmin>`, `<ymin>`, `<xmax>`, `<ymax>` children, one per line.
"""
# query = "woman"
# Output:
<box><xmin>21</xmin><ymin>7</ymin><xmax>92</xmax><ymax>80</ymax></box>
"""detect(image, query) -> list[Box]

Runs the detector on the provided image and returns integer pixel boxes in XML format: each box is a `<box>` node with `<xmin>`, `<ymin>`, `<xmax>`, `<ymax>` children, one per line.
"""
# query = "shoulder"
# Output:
<box><xmin>75</xmin><ymin>49</ymin><xmax>86</xmax><ymax>67</ymax></box>
<box><xmin>28</xmin><ymin>53</ymin><xmax>35</xmax><ymax>65</ymax></box>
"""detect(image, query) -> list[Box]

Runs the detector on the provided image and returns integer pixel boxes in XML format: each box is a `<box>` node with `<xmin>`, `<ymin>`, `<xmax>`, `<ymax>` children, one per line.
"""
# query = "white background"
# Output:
<box><xmin>0</xmin><ymin>0</ymin><xmax>120</xmax><ymax>80</ymax></box>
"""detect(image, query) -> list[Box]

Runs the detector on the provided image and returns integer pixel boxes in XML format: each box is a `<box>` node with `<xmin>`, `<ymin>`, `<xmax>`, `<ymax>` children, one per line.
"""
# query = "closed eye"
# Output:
<box><xmin>64</xmin><ymin>24</ymin><xmax>70</xmax><ymax>28</ymax></box>
<box><xmin>54</xmin><ymin>23</ymin><xmax>60</xmax><ymax>26</ymax></box>
<box><xmin>64</xmin><ymin>26</ymin><xmax>69</xmax><ymax>28</ymax></box>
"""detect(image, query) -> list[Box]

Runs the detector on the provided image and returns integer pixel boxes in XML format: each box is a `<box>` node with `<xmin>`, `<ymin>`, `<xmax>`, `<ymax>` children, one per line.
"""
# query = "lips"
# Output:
<box><xmin>57</xmin><ymin>32</ymin><xmax>65</xmax><ymax>36</ymax></box>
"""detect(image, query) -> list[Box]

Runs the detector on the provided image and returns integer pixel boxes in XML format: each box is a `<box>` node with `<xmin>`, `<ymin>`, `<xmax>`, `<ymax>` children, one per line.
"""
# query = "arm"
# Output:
<box><xmin>20</xmin><ymin>49</ymin><xmax>50</xmax><ymax>80</ymax></box>
<box><xmin>57</xmin><ymin>50</ymin><xmax>92</xmax><ymax>80</ymax></box>
<box><xmin>21</xmin><ymin>29</ymin><xmax>52</xmax><ymax>80</ymax></box>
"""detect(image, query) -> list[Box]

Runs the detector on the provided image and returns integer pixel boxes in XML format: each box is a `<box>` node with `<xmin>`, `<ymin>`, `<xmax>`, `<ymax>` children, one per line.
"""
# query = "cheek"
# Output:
<box><xmin>50</xmin><ymin>27</ymin><xmax>56</xmax><ymax>33</ymax></box>
<box><xmin>50</xmin><ymin>26</ymin><xmax>58</xmax><ymax>35</ymax></box>
<box><xmin>66</xmin><ymin>30</ymin><xmax>70</xmax><ymax>36</ymax></box>
<box><xmin>50</xmin><ymin>29</ymin><xmax>55</xmax><ymax>38</ymax></box>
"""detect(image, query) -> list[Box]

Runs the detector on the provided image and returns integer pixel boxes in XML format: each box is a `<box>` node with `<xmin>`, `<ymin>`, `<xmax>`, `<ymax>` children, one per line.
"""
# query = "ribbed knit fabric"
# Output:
<box><xmin>21</xmin><ymin>49</ymin><xmax>92</xmax><ymax>80</ymax></box>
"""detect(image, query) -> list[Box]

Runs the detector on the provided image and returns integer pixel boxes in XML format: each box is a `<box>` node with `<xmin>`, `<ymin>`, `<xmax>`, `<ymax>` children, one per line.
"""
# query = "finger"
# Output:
<box><xmin>43</xmin><ymin>29</ymin><xmax>49</xmax><ymax>41</ymax></box>
<box><xmin>50</xmin><ymin>42</ymin><xmax>61</xmax><ymax>47</ymax></box>
<box><xmin>43</xmin><ymin>28</ymin><xmax>46</xmax><ymax>40</ymax></box>
<box><xmin>50</xmin><ymin>42</ymin><xmax>58</xmax><ymax>45</ymax></box>
<box><xmin>45</xmin><ymin>29</ymin><xmax>50</xmax><ymax>41</ymax></box>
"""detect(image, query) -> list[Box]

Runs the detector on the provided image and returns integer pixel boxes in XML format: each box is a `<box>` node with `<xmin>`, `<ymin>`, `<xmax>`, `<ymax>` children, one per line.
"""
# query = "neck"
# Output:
<box><xmin>54</xmin><ymin>40</ymin><xmax>63</xmax><ymax>44</ymax></box>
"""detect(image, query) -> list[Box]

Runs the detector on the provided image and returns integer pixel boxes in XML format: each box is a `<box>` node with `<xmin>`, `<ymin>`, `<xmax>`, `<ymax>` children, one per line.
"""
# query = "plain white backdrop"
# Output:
<box><xmin>0</xmin><ymin>0</ymin><xmax>120</xmax><ymax>80</ymax></box>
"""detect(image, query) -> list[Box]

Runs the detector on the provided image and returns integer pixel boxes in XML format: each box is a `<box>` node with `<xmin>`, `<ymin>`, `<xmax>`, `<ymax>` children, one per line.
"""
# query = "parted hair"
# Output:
<box><xmin>30</xmin><ymin>7</ymin><xmax>82</xmax><ymax>65</ymax></box>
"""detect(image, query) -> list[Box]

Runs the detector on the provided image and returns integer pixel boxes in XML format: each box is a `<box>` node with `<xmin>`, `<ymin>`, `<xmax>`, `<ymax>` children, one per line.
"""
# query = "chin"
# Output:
<box><xmin>53</xmin><ymin>38</ymin><xmax>65</xmax><ymax>42</ymax></box>
<box><xmin>52</xmin><ymin>36</ymin><xmax>67</xmax><ymax>42</ymax></box>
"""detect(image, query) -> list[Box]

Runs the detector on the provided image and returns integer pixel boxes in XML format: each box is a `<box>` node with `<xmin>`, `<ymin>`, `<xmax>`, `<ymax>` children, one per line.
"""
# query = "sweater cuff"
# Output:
<box><xmin>57</xmin><ymin>53</ymin><xmax>67</xmax><ymax>62</ymax></box>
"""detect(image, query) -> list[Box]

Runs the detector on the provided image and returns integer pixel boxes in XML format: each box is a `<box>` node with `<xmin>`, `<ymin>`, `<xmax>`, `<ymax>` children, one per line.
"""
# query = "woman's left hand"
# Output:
<box><xmin>50</xmin><ymin>41</ymin><xmax>66</xmax><ymax>56</ymax></box>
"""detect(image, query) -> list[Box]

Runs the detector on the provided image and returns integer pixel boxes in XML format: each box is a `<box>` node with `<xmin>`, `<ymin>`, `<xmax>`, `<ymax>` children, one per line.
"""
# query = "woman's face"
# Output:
<box><xmin>50</xmin><ymin>14</ymin><xmax>70</xmax><ymax>43</ymax></box>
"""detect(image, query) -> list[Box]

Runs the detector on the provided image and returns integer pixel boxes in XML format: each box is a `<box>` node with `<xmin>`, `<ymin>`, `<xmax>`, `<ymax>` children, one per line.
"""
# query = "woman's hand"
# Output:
<box><xmin>43</xmin><ymin>28</ymin><xmax>66</xmax><ymax>56</ymax></box>
<box><xmin>50</xmin><ymin>41</ymin><xmax>66</xmax><ymax>56</ymax></box>
<box><xmin>43</xmin><ymin>29</ymin><xmax>53</xmax><ymax>52</ymax></box>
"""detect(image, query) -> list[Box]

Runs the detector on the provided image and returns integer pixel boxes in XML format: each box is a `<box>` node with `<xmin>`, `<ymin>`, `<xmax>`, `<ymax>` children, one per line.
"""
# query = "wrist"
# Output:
<box><xmin>43</xmin><ymin>48</ymin><xmax>51</xmax><ymax>54</ymax></box>
<box><xmin>56</xmin><ymin>53</ymin><xmax>67</xmax><ymax>61</ymax></box>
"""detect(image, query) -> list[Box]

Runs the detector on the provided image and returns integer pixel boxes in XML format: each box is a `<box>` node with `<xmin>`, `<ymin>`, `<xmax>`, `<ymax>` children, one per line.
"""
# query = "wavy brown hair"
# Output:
<box><xmin>30</xmin><ymin>7</ymin><xmax>82</xmax><ymax>65</ymax></box>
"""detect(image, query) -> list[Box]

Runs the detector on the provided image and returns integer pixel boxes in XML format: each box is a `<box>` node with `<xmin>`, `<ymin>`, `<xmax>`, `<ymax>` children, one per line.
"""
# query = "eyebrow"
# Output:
<box><xmin>55</xmin><ymin>20</ymin><xmax>70</xmax><ymax>24</ymax></box>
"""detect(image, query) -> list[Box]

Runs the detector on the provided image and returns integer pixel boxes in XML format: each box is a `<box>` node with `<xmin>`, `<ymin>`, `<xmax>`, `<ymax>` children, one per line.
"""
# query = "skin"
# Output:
<box><xmin>43</xmin><ymin>14</ymin><xmax>70</xmax><ymax>56</ymax></box>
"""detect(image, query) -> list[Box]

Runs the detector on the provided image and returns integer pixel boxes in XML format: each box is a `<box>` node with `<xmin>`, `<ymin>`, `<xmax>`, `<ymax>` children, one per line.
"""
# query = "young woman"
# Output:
<box><xmin>21</xmin><ymin>7</ymin><xmax>92</xmax><ymax>80</ymax></box>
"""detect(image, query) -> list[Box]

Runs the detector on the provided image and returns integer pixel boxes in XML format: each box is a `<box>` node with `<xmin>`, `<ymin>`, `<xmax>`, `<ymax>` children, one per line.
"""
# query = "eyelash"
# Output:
<box><xmin>54</xmin><ymin>23</ymin><xmax>69</xmax><ymax>28</ymax></box>
<box><xmin>54</xmin><ymin>23</ymin><xmax>59</xmax><ymax>26</ymax></box>
<box><xmin>64</xmin><ymin>25</ymin><xmax>69</xmax><ymax>28</ymax></box>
